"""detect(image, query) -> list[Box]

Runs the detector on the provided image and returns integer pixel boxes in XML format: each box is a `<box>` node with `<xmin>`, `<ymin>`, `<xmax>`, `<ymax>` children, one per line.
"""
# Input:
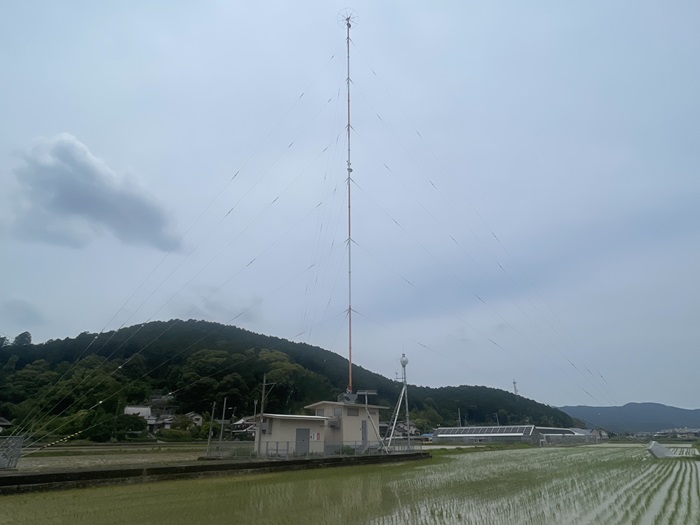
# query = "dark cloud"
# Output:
<box><xmin>0</xmin><ymin>299</ymin><xmax>47</xmax><ymax>327</ymax></box>
<box><xmin>11</xmin><ymin>133</ymin><xmax>180</xmax><ymax>251</ymax></box>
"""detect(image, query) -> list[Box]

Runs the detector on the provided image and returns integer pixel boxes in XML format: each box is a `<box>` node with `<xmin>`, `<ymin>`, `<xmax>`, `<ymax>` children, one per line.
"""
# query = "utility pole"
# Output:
<box><xmin>253</xmin><ymin>398</ymin><xmax>258</xmax><ymax>450</ymax></box>
<box><xmin>256</xmin><ymin>375</ymin><xmax>264</xmax><ymax>456</ymax></box>
<box><xmin>218</xmin><ymin>397</ymin><xmax>227</xmax><ymax>454</ymax></box>
<box><xmin>457</xmin><ymin>407</ymin><xmax>462</xmax><ymax>427</ymax></box>
<box><xmin>206</xmin><ymin>401</ymin><xmax>216</xmax><ymax>457</ymax></box>
<box><xmin>257</xmin><ymin>374</ymin><xmax>274</xmax><ymax>456</ymax></box>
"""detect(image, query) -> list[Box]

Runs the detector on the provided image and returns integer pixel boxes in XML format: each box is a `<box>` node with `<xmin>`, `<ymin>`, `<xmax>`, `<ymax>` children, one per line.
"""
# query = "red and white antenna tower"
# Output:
<box><xmin>339</xmin><ymin>8</ymin><xmax>358</xmax><ymax>394</ymax></box>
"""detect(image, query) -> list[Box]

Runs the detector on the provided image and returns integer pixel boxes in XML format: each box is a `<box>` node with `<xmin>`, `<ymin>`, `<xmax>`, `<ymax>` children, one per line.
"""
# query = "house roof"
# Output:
<box><xmin>124</xmin><ymin>406</ymin><xmax>151</xmax><ymax>415</ymax></box>
<box><xmin>242</xmin><ymin>413</ymin><xmax>329</xmax><ymax>423</ymax></box>
<box><xmin>304</xmin><ymin>400</ymin><xmax>389</xmax><ymax>410</ymax></box>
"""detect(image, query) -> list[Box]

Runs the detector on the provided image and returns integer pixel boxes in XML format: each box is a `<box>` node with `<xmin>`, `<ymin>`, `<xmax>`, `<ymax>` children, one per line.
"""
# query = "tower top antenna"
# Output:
<box><xmin>337</xmin><ymin>8</ymin><xmax>359</xmax><ymax>28</ymax></box>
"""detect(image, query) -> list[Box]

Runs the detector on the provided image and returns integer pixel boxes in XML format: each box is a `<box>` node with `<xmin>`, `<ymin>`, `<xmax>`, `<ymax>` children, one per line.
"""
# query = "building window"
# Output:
<box><xmin>316</xmin><ymin>409</ymin><xmax>324</xmax><ymax>416</ymax></box>
<box><xmin>346</xmin><ymin>408</ymin><xmax>359</xmax><ymax>417</ymax></box>
<box><xmin>333</xmin><ymin>408</ymin><xmax>342</xmax><ymax>417</ymax></box>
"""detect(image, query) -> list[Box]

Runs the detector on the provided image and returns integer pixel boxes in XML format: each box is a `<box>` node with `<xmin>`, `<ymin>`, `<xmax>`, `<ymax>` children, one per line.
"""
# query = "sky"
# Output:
<box><xmin>1</xmin><ymin>2</ymin><xmax>699</xmax><ymax>410</ymax></box>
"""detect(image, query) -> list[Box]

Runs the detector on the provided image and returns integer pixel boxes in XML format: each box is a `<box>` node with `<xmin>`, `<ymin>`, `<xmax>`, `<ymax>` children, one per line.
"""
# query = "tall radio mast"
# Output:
<box><xmin>340</xmin><ymin>9</ymin><xmax>358</xmax><ymax>394</ymax></box>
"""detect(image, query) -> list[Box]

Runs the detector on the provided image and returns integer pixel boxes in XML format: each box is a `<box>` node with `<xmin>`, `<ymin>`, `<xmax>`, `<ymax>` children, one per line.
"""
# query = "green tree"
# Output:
<box><xmin>172</xmin><ymin>414</ymin><xmax>193</xmax><ymax>431</ymax></box>
<box><xmin>4</xmin><ymin>359</ymin><xmax>58</xmax><ymax>403</ymax></box>
<box><xmin>39</xmin><ymin>361</ymin><xmax>122</xmax><ymax>418</ymax></box>
<box><xmin>114</xmin><ymin>414</ymin><xmax>147</xmax><ymax>440</ymax></box>
<box><xmin>12</xmin><ymin>331</ymin><xmax>32</xmax><ymax>347</ymax></box>
<box><xmin>200</xmin><ymin>419</ymin><xmax>219</xmax><ymax>442</ymax></box>
<box><xmin>411</xmin><ymin>405</ymin><xmax>443</xmax><ymax>433</ymax></box>
<box><xmin>45</xmin><ymin>410</ymin><xmax>88</xmax><ymax>437</ymax></box>
<box><xmin>81</xmin><ymin>408</ymin><xmax>114</xmax><ymax>442</ymax></box>
<box><xmin>2</xmin><ymin>354</ymin><xmax>19</xmax><ymax>372</ymax></box>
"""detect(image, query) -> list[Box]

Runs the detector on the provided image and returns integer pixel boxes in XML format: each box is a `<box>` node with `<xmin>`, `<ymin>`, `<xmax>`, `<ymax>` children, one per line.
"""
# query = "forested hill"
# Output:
<box><xmin>0</xmin><ymin>320</ymin><xmax>573</xmax><ymax>439</ymax></box>
<box><xmin>560</xmin><ymin>403</ymin><xmax>700</xmax><ymax>434</ymax></box>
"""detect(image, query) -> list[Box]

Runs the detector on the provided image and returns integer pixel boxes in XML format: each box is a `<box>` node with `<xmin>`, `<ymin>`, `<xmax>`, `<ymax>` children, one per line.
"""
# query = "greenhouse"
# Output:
<box><xmin>433</xmin><ymin>425</ymin><xmax>537</xmax><ymax>444</ymax></box>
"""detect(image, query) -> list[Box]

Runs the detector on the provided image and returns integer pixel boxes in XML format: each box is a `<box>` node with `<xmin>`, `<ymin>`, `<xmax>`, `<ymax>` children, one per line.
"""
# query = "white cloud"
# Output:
<box><xmin>10</xmin><ymin>133</ymin><xmax>180</xmax><ymax>251</ymax></box>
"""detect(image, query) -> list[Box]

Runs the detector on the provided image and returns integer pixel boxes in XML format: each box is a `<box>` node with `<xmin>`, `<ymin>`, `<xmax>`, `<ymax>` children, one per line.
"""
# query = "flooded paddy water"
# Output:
<box><xmin>2</xmin><ymin>445</ymin><xmax>699</xmax><ymax>525</ymax></box>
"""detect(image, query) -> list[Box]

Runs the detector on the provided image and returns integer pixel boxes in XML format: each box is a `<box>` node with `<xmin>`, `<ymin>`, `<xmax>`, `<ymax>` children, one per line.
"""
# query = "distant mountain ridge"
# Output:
<box><xmin>560</xmin><ymin>402</ymin><xmax>700</xmax><ymax>434</ymax></box>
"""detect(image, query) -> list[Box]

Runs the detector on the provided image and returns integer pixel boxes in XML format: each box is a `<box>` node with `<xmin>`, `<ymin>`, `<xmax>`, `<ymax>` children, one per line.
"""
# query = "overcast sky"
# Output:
<box><xmin>1</xmin><ymin>2</ymin><xmax>698</xmax><ymax>410</ymax></box>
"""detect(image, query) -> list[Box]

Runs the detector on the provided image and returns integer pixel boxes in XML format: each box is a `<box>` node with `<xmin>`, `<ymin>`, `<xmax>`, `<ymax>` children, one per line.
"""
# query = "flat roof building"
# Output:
<box><xmin>242</xmin><ymin>399</ymin><xmax>389</xmax><ymax>458</ymax></box>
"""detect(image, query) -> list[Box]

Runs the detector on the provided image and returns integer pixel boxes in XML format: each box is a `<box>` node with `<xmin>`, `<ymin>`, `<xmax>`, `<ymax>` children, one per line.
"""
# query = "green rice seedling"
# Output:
<box><xmin>5</xmin><ymin>445</ymin><xmax>700</xmax><ymax>525</ymax></box>
<box><xmin>655</xmin><ymin>461</ymin><xmax>685</xmax><ymax>524</ymax></box>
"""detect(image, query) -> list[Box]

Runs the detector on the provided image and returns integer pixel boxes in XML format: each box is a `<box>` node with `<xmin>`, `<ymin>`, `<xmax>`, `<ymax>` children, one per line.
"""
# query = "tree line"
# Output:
<box><xmin>0</xmin><ymin>320</ymin><xmax>573</xmax><ymax>441</ymax></box>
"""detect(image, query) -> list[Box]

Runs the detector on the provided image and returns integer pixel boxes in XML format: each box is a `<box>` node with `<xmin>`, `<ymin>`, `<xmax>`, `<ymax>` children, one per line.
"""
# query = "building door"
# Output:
<box><xmin>295</xmin><ymin>428</ymin><xmax>310</xmax><ymax>456</ymax></box>
<box><xmin>361</xmin><ymin>420</ymin><xmax>368</xmax><ymax>447</ymax></box>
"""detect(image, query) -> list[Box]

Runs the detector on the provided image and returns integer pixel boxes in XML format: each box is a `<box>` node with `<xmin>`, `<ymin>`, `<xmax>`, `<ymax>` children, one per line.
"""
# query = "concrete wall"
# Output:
<box><xmin>342</xmin><ymin>407</ymin><xmax>381</xmax><ymax>444</ymax></box>
<box><xmin>311</xmin><ymin>402</ymin><xmax>383</xmax><ymax>445</ymax></box>
<box><xmin>258</xmin><ymin>417</ymin><xmax>326</xmax><ymax>456</ymax></box>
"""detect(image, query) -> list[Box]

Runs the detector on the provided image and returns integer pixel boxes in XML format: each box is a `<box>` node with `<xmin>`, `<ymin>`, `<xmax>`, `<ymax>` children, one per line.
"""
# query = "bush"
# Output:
<box><xmin>156</xmin><ymin>428</ymin><xmax>192</xmax><ymax>441</ymax></box>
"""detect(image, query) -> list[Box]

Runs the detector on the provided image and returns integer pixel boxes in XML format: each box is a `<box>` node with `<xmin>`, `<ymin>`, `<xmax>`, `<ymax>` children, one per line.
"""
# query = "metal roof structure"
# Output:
<box><xmin>537</xmin><ymin>427</ymin><xmax>589</xmax><ymax>436</ymax></box>
<box><xmin>433</xmin><ymin>425</ymin><xmax>536</xmax><ymax>438</ymax></box>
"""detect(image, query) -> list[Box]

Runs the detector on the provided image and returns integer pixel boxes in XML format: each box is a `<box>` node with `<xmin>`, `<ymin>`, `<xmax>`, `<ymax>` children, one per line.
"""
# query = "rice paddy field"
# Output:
<box><xmin>2</xmin><ymin>445</ymin><xmax>699</xmax><ymax>525</ymax></box>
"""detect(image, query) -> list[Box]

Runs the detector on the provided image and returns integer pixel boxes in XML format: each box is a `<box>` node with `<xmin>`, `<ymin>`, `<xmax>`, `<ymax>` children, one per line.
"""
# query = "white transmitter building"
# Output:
<box><xmin>244</xmin><ymin>396</ymin><xmax>388</xmax><ymax>457</ymax></box>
